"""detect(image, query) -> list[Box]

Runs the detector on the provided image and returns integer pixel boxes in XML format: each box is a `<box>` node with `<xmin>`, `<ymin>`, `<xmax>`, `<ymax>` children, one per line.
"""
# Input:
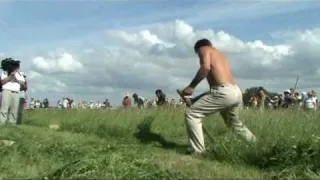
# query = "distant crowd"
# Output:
<box><xmin>25</xmin><ymin>89</ymin><xmax>187</xmax><ymax>110</ymax></box>
<box><xmin>245</xmin><ymin>88</ymin><xmax>318</xmax><ymax>110</ymax></box>
<box><xmin>24</xmin><ymin>88</ymin><xmax>318</xmax><ymax>111</ymax></box>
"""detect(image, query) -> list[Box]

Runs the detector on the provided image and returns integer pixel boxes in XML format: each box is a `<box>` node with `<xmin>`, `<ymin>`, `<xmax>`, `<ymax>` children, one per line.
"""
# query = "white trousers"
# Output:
<box><xmin>0</xmin><ymin>89</ymin><xmax>20</xmax><ymax>124</ymax></box>
<box><xmin>185</xmin><ymin>84</ymin><xmax>256</xmax><ymax>153</ymax></box>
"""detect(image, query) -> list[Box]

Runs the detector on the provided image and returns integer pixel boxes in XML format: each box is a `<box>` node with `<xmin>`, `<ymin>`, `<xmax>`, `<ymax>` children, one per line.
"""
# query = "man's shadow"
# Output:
<box><xmin>134</xmin><ymin>116</ymin><xmax>188</xmax><ymax>154</ymax></box>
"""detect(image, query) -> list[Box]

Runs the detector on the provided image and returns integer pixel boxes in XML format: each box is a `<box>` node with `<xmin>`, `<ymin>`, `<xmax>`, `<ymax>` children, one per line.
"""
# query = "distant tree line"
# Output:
<box><xmin>242</xmin><ymin>86</ymin><xmax>278</xmax><ymax>105</ymax></box>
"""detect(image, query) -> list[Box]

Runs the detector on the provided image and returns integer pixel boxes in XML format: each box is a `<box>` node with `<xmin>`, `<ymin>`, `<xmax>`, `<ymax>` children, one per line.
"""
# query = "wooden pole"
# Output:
<box><xmin>293</xmin><ymin>74</ymin><xmax>299</xmax><ymax>92</ymax></box>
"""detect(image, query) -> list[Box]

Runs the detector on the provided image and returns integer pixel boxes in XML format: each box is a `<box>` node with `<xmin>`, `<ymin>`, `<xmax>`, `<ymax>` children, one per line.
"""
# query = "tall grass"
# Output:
<box><xmin>0</xmin><ymin>108</ymin><xmax>319</xmax><ymax>179</ymax></box>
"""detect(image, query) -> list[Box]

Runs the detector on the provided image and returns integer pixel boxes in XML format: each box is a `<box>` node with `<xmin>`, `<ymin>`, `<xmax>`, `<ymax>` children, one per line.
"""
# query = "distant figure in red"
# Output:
<box><xmin>122</xmin><ymin>96</ymin><xmax>132</xmax><ymax>108</ymax></box>
<box><xmin>68</xmin><ymin>98</ymin><xmax>73</xmax><ymax>109</ymax></box>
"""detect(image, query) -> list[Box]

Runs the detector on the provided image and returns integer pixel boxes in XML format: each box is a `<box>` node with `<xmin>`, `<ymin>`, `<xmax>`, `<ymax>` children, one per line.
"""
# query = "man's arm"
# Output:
<box><xmin>1</xmin><ymin>72</ymin><xmax>14</xmax><ymax>85</ymax></box>
<box><xmin>188</xmin><ymin>48</ymin><xmax>211</xmax><ymax>89</ymax></box>
<box><xmin>1</xmin><ymin>77</ymin><xmax>12</xmax><ymax>85</ymax></box>
<box><xmin>19</xmin><ymin>80</ymin><xmax>27</xmax><ymax>91</ymax></box>
<box><xmin>12</xmin><ymin>74</ymin><xmax>27</xmax><ymax>90</ymax></box>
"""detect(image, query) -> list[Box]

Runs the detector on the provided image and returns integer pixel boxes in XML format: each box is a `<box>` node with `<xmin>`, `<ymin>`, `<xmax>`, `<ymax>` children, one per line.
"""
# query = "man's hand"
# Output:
<box><xmin>11</xmin><ymin>75</ymin><xmax>19</xmax><ymax>82</ymax></box>
<box><xmin>10</xmin><ymin>75</ymin><xmax>24</xmax><ymax>85</ymax></box>
<box><xmin>3</xmin><ymin>74</ymin><xmax>16</xmax><ymax>83</ymax></box>
<box><xmin>182</xmin><ymin>86</ymin><xmax>194</xmax><ymax>96</ymax></box>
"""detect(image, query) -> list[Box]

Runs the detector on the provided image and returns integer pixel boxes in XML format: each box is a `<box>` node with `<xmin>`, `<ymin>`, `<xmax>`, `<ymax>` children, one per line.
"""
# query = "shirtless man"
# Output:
<box><xmin>182</xmin><ymin>39</ymin><xmax>256</xmax><ymax>155</ymax></box>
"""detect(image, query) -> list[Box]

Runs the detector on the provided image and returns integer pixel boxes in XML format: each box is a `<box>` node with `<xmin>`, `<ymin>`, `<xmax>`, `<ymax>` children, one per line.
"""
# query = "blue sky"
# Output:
<box><xmin>1</xmin><ymin>0</ymin><xmax>320</xmax><ymax>53</ymax></box>
<box><xmin>0</xmin><ymin>1</ymin><xmax>320</xmax><ymax>105</ymax></box>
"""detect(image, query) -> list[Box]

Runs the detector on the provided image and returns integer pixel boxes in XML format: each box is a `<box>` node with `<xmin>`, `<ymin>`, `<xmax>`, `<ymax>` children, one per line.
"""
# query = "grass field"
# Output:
<box><xmin>0</xmin><ymin>107</ymin><xmax>320</xmax><ymax>179</ymax></box>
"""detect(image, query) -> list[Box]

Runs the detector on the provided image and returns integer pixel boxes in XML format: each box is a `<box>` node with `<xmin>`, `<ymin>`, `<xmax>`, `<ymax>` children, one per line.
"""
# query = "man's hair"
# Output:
<box><xmin>194</xmin><ymin>39</ymin><xmax>212</xmax><ymax>53</ymax></box>
<box><xmin>1</xmin><ymin>57</ymin><xmax>20</xmax><ymax>72</ymax></box>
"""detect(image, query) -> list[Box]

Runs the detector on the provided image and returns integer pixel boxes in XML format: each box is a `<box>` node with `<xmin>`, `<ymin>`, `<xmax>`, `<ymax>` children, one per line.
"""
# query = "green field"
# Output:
<box><xmin>0</xmin><ymin>108</ymin><xmax>320</xmax><ymax>179</ymax></box>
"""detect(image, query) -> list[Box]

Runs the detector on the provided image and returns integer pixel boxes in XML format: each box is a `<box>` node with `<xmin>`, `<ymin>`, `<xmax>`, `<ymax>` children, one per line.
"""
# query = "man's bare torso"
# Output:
<box><xmin>203</xmin><ymin>47</ymin><xmax>236</xmax><ymax>87</ymax></box>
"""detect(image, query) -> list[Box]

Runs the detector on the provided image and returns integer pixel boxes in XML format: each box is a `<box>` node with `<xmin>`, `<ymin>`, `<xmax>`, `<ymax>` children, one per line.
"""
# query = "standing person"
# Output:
<box><xmin>62</xmin><ymin>98</ymin><xmax>68</xmax><ymax>109</ymax></box>
<box><xmin>155</xmin><ymin>89</ymin><xmax>167</xmax><ymax>106</ymax></box>
<box><xmin>122</xmin><ymin>95</ymin><xmax>132</xmax><ymax>108</ymax></box>
<box><xmin>103</xmin><ymin>98</ymin><xmax>111</xmax><ymax>108</ymax></box>
<box><xmin>303</xmin><ymin>91</ymin><xmax>316</xmax><ymax>111</ymax></box>
<box><xmin>17</xmin><ymin>72</ymin><xmax>27</xmax><ymax>124</ymax></box>
<box><xmin>43</xmin><ymin>98</ymin><xmax>49</xmax><ymax>108</ymax></box>
<box><xmin>0</xmin><ymin>91</ymin><xmax>2</xmax><ymax>108</ymax></box>
<box><xmin>180</xmin><ymin>39</ymin><xmax>256</xmax><ymax>155</ymax></box>
<box><xmin>132</xmin><ymin>93</ymin><xmax>145</xmax><ymax>109</ymax></box>
<box><xmin>0</xmin><ymin>58</ymin><xmax>26</xmax><ymax>125</ymax></box>
<box><xmin>258</xmin><ymin>87</ymin><xmax>266</xmax><ymax>111</ymax></box>
<box><xmin>311</xmin><ymin>90</ymin><xmax>318</xmax><ymax>110</ymax></box>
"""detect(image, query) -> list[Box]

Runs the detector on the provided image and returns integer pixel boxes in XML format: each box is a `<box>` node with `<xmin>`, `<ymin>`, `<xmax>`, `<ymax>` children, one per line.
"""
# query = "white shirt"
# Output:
<box><xmin>1</xmin><ymin>71</ymin><xmax>25</xmax><ymax>92</ymax></box>
<box><xmin>63</xmin><ymin>99</ymin><xmax>68</xmax><ymax>108</ymax></box>
<box><xmin>312</xmin><ymin>97</ymin><xmax>318</xmax><ymax>103</ymax></box>
<box><xmin>304</xmin><ymin>98</ymin><xmax>315</xmax><ymax>109</ymax></box>
<box><xmin>35</xmin><ymin>101</ymin><xmax>41</xmax><ymax>108</ymax></box>
<box><xmin>312</xmin><ymin>97</ymin><xmax>318</xmax><ymax>109</ymax></box>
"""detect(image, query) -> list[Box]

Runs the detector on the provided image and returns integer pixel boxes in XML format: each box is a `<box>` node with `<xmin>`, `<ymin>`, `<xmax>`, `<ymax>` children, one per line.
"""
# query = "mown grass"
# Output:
<box><xmin>0</xmin><ymin>107</ymin><xmax>319</xmax><ymax>179</ymax></box>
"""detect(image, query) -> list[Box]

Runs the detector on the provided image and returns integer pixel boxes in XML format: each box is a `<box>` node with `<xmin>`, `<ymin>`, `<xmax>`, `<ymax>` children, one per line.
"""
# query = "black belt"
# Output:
<box><xmin>209</xmin><ymin>85</ymin><xmax>226</xmax><ymax>90</ymax></box>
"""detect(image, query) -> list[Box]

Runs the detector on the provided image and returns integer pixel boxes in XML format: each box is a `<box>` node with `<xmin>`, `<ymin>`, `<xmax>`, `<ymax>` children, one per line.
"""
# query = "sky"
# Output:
<box><xmin>0</xmin><ymin>0</ymin><xmax>320</xmax><ymax>106</ymax></box>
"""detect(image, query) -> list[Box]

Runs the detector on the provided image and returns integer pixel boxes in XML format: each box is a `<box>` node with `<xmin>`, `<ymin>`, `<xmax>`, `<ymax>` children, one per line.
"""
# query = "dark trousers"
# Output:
<box><xmin>17</xmin><ymin>98</ymin><xmax>25</xmax><ymax>125</ymax></box>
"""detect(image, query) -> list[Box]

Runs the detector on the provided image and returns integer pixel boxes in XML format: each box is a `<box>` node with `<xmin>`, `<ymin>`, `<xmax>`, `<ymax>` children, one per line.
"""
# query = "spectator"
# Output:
<box><xmin>132</xmin><ymin>93</ymin><xmax>145</xmax><ymax>109</ymax></box>
<box><xmin>43</xmin><ymin>98</ymin><xmax>49</xmax><ymax>108</ymax></box>
<box><xmin>249</xmin><ymin>96</ymin><xmax>258</xmax><ymax>107</ymax></box>
<box><xmin>62</xmin><ymin>98</ymin><xmax>68</xmax><ymax>109</ymax></box>
<box><xmin>311</xmin><ymin>90</ymin><xmax>318</xmax><ymax>110</ymax></box>
<box><xmin>169</xmin><ymin>98</ymin><xmax>176</xmax><ymax>108</ymax></box>
<box><xmin>67</xmin><ymin>98</ymin><xmax>73</xmax><ymax>109</ymax></box>
<box><xmin>103</xmin><ymin>98</ymin><xmax>111</xmax><ymax>108</ymax></box>
<box><xmin>57</xmin><ymin>100</ymin><xmax>62</xmax><ymax>108</ymax></box>
<box><xmin>283</xmin><ymin>89</ymin><xmax>295</xmax><ymax>108</ymax></box>
<box><xmin>29</xmin><ymin>98</ymin><xmax>35</xmax><ymax>109</ymax></box>
<box><xmin>122</xmin><ymin>95</ymin><xmax>132</xmax><ymax>108</ymax></box>
<box><xmin>258</xmin><ymin>87</ymin><xmax>267</xmax><ymax>110</ymax></box>
<box><xmin>17</xmin><ymin>72</ymin><xmax>27</xmax><ymax>124</ymax></box>
<box><xmin>35</xmin><ymin>100</ymin><xmax>41</xmax><ymax>108</ymax></box>
<box><xmin>0</xmin><ymin>58</ymin><xmax>26</xmax><ymax>125</ymax></box>
<box><xmin>271</xmin><ymin>96</ymin><xmax>279</xmax><ymax>109</ymax></box>
<box><xmin>304</xmin><ymin>91</ymin><xmax>316</xmax><ymax>110</ymax></box>
<box><xmin>0</xmin><ymin>91</ymin><xmax>2</xmax><ymax>108</ymax></box>
<box><xmin>155</xmin><ymin>89</ymin><xmax>166</xmax><ymax>106</ymax></box>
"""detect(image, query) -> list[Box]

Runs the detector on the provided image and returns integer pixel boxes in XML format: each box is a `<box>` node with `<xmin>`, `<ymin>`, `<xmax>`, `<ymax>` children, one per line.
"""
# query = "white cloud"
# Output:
<box><xmin>25</xmin><ymin>20</ymin><xmax>320</xmax><ymax>105</ymax></box>
<box><xmin>27</xmin><ymin>70</ymin><xmax>41</xmax><ymax>80</ymax></box>
<box><xmin>32</xmin><ymin>52</ymin><xmax>83</xmax><ymax>73</ymax></box>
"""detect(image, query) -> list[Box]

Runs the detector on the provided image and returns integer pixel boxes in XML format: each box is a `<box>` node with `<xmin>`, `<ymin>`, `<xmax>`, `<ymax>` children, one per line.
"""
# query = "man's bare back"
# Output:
<box><xmin>203</xmin><ymin>46</ymin><xmax>236</xmax><ymax>87</ymax></box>
<box><xmin>183</xmin><ymin>39</ymin><xmax>237</xmax><ymax>95</ymax></box>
